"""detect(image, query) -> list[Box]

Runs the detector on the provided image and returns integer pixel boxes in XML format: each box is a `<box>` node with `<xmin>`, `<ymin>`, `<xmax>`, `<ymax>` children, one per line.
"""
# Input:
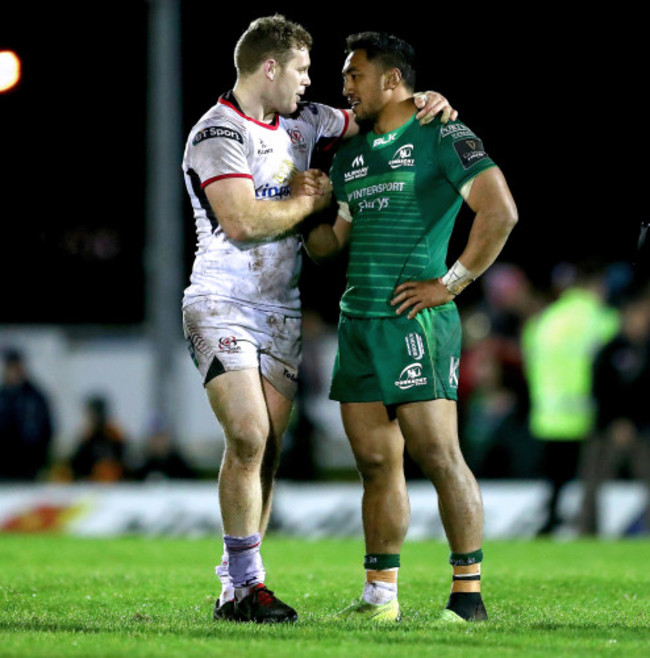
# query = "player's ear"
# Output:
<box><xmin>384</xmin><ymin>68</ymin><xmax>402</xmax><ymax>90</ymax></box>
<box><xmin>264</xmin><ymin>59</ymin><xmax>277</xmax><ymax>81</ymax></box>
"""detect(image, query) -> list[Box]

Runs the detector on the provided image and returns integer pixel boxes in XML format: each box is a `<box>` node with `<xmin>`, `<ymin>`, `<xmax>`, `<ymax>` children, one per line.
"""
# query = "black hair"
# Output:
<box><xmin>345</xmin><ymin>31</ymin><xmax>416</xmax><ymax>91</ymax></box>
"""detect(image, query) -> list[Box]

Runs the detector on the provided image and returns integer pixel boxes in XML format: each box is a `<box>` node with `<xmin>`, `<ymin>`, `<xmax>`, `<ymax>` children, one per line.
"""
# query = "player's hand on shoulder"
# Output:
<box><xmin>391</xmin><ymin>278</ymin><xmax>455</xmax><ymax>319</ymax></box>
<box><xmin>414</xmin><ymin>91</ymin><xmax>458</xmax><ymax>125</ymax></box>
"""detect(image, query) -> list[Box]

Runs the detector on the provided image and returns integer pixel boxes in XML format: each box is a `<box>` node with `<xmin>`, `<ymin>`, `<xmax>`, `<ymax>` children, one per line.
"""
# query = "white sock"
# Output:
<box><xmin>224</xmin><ymin>533</ymin><xmax>265</xmax><ymax>589</ymax></box>
<box><xmin>216</xmin><ymin>546</ymin><xmax>234</xmax><ymax>603</ymax></box>
<box><xmin>362</xmin><ymin>581</ymin><xmax>398</xmax><ymax>605</ymax></box>
<box><xmin>219</xmin><ymin>587</ymin><xmax>235</xmax><ymax>606</ymax></box>
<box><xmin>234</xmin><ymin>584</ymin><xmax>256</xmax><ymax>602</ymax></box>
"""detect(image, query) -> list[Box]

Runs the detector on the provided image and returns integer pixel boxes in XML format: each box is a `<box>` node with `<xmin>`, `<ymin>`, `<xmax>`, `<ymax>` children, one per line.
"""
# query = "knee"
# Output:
<box><xmin>408</xmin><ymin>440</ymin><xmax>462</xmax><ymax>478</ymax></box>
<box><xmin>223</xmin><ymin>418</ymin><xmax>269</xmax><ymax>467</ymax></box>
<box><xmin>354</xmin><ymin>448</ymin><xmax>401</xmax><ymax>483</ymax></box>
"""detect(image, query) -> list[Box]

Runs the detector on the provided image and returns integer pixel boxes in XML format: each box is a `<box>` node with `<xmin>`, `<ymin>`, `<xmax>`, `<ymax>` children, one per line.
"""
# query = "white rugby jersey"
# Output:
<box><xmin>182</xmin><ymin>91</ymin><xmax>349</xmax><ymax>316</ymax></box>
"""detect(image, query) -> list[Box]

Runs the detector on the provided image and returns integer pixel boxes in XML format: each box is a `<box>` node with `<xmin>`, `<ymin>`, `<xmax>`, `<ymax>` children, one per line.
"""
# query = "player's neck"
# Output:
<box><xmin>232</xmin><ymin>80</ymin><xmax>277</xmax><ymax>124</ymax></box>
<box><xmin>373</xmin><ymin>97</ymin><xmax>416</xmax><ymax>135</ymax></box>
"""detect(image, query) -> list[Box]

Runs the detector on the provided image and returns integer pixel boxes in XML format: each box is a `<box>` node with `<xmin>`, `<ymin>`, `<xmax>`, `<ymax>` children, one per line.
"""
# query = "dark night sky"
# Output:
<box><xmin>0</xmin><ymin>3</ymin><xmax>640</xmax><ymax>324</ymax></box>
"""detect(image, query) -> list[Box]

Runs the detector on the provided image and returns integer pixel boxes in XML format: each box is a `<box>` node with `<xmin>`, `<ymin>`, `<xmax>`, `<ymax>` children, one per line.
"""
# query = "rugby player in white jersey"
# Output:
<box><xmin>181</xmin><ymin>14</ymin><xmax>455</xmax><ymax>624</ymax></box>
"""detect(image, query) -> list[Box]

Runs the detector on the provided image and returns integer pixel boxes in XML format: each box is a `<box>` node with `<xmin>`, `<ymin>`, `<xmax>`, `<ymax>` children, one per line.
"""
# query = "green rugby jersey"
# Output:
<box><xmin>330</xmin><ymin>114</ymin><xmax>496</xmax><ymax>317</ymax></box>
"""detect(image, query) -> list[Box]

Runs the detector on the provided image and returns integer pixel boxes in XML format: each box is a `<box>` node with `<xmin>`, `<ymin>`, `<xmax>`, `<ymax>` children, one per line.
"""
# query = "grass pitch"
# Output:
<box><xmin>1</xmin><ymin>535</ymin><xmax>649</xmax><ymax>657</ymax></box>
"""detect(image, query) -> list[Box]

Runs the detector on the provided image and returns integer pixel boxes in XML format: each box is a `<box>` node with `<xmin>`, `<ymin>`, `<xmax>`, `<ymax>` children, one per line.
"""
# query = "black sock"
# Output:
<box><xmin>445</xmin><ymin>592</ymin><xmax>488</xmax><ymax>621</ymax></box>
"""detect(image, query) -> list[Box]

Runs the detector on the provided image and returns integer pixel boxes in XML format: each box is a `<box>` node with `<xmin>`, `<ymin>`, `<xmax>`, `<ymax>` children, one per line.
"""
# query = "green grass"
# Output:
<box><xmin>1</xmin><ymin>535</ymin><xmax>649</xmax><ymax>657</ymax></box>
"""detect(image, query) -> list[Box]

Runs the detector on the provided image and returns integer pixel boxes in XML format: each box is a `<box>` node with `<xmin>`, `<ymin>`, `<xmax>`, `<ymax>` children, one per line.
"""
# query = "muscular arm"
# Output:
<box><xmin>392</xmin><ymin>167</ymin><xmax>518</xmax><ymax>318</ymax></box>
<box><xmin>454</xmin><ymin>166</ymin><xmax>519</xmax><ymax>275</ymax></box>
<box><xmin>304</xmin><ymin>215</ymin><xmax>352</xmax><ymax>263</ymax></box>
<box><xmin>204</xmin><ymin>176</ymin><xmax>330</xmax><ymax>242</ymax></box>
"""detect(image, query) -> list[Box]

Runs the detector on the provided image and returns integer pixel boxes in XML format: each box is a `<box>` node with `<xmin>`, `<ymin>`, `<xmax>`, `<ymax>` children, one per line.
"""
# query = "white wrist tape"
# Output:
<box><xmin>337</xmin><ymin>201</ymin><xmax>353</xmax><ymax>223</ymax></box>
<box><xmin>441</xmin><ymin>260</ymin><xmax>476</xmax><ymax>296</ymax></box>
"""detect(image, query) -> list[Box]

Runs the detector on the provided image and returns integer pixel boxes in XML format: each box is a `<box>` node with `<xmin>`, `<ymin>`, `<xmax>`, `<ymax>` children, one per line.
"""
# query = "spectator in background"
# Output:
<box><xmin>478</xmin><ymin>263</ymin><xmax>543</xmax><ymax>340</ymax></box>
<box><xmin>580</xmin><ymin>286</ymin><xmax>650</xmax><ymax>535</ymax></box>
<box><xmin>69</xmin><ymin>395</ymin><xmax>127</xmax><ymax>482</ymax></box>
<box><xmin>0</xmin><ymin>348</ymin><xmax>54</xmax><ymax>480</ymax></box>
<box><xmin>458</xmin><ymin>337</ymin><xmax>534</xmax><ymax>478</ymax></box>
<box><xmin>521</xmin><ymin>262</ymin><xmax>619</xmax><ymax>535</ymax></box>
<box><xmin>458</xmin><ymin>264</ymin><xmax>541</xmax><ymax>478</ymax></box>
<box><xmin>135</xmin><ymin>418</ymin><xmax>196</xmax><ymax>481</ymax></box>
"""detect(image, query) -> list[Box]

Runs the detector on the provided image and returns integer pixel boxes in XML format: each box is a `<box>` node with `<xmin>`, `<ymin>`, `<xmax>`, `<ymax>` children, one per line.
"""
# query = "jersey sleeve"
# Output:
<box><xmin>297</xmin><ymin>102</ymin><xmax>349</xmax><ymax>142</ymax></box>
<box><xmin>186</xmin><ymin>119</ymin><xmax>251</xmax><ymax>188</ymax></box>
<box><xmin>436</xmin><ymin>120</ymin><xmax>496</xmax><ymax>193</ymax></box>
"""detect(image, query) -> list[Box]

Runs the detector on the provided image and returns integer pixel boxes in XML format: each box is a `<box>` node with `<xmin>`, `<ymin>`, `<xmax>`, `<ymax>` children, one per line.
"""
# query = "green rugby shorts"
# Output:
<box><xmin>329</xmin><ymin>303</ymin><xmax>462</xmax><ymax>405</ymax></box>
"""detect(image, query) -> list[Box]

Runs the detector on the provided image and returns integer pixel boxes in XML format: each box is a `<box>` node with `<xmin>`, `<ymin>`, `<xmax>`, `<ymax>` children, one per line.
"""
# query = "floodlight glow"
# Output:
<box><xmin>0</xmin><ymin>51</ymin><xmax>21</xmax><ymax>92</ymax></box>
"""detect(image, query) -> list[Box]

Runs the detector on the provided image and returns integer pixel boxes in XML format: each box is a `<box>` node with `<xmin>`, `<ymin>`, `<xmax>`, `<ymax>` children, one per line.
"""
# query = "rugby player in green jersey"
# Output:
<box><xmin>183</xmin><ymin>15</ymin><xmax>457</xmax><ymax>625</ymax></box>
<box><xmin>303</xmin><ymin>32</ymin><xmax>518</xmax><ymax>623</ymax></box>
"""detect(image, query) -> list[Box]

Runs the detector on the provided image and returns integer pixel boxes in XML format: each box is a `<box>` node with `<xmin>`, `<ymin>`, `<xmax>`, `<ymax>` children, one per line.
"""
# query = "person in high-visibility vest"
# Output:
<box><xmin>522</xmin><ymin>265</ymin><xmax>619</xmax><ymax>535</ymax></box>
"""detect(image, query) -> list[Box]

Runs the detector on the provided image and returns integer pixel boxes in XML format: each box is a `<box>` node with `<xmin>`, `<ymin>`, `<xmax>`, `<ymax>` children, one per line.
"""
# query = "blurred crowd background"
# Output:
<box><xmin>2</xmin><ymin>256</ymin><xmax>649</xmax><ymax>537</ymax></box>
<box><xmin>1</xmin><ymin>3</ymin><xmax>646</xmax><ymax>537</ymax></box>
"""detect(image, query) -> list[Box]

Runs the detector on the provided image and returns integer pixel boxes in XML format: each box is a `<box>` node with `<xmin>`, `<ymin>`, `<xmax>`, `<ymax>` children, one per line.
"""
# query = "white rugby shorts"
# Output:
<box><xmin>182</xmin><ymin>297</ymin><xmax>301</xmax><ymax>400</ymax></box>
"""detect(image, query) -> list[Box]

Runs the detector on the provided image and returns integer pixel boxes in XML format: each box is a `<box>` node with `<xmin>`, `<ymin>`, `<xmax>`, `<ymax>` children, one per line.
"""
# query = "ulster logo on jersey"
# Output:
<box><xmin>288</xmin><ymin>128</ymin><xmax>305</xmax><ymax>144</ymax></box>
<box><xmin>218</xmin><ymin>336</ymin><xmax>241</xmax><ymax>353</ymax></box>
<box><xmin>287</xmin><ymin>128</ymin><xmax>307</xmax><ymax>153</ymax></box>
<box><xmin>388</xmin><ymin>144</ymin><xmax>415</xmax><ymax>169</ymax></box>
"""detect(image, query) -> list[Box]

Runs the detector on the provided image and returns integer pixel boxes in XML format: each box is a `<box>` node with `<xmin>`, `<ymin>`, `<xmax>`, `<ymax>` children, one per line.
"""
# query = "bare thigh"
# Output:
<box><xmin>206</xmin><ymin>369</ymin><xmax>292</xmax><ymax>451</ymax></box>
<box><xmin>341</xmin><ymin>402</ymin><xmax>405</xmax><ymax>473</ymax></box>
<box><xmin>397</xmin><ymin>399</ymin><xmax>461</xmax><ymax>470</ymax></box>
<box><xmin>207</xmin><ymin>369</ymin><xmax>270</xmax><ymax>450</ymax></box>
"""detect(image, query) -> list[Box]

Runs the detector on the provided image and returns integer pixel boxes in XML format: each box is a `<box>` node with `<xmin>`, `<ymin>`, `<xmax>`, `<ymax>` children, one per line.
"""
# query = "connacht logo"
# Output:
<box><xmin>388</xmin><ymin>144</ymin><xmax>415</xmax><ymax>169</ymax></box>
<box><xmin>395</xmin><ymin>363</ymin><xmax>427</xmax><ymax>390</ymax></box>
